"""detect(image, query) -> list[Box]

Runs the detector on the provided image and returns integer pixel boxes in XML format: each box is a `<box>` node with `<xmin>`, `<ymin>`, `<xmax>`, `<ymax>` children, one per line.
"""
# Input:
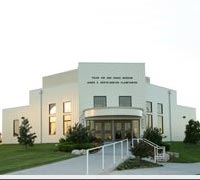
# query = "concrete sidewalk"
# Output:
<box><xmin>6</xmin><ymin>143</ymin><xmax>129</xmax><ymax>175</ymax></box>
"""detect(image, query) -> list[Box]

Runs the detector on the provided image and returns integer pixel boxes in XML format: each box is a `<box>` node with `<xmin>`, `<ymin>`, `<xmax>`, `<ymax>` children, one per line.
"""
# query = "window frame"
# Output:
<box><xmin>63</xmin><ymin>115</ymin><xmax>71</xmax><ymax>135</ymax></box>
<box><xmin>146</xmin><ymin>101</ymin><xmax>152</xmax><ymax>113</ymax></box>
<box><xmin>49</xmin><ymin>103</ymin><xmax>56</xmax><ymax>135</ymax></box>
<box><xmin>146</xmin><ymin>114</ymin><xmax>153</xmax><ymax>129</ymax></box>
<box><xmin>13</xmin><ymin>119</ymin><xmax>19</xmax><ymax>136</ymax></box>
<box><xmin>94</xmin><ymin>96</ymin><xmax>107</xmax><ymax>108</ymax></box>
<box><xmin>63</xmin><ymin>101</ymin><xmax>72</xmax><ymax>113</ymax></box>
<box><xmin>119</xmin><ymin>96</ymin><xmax>132</xmax><ymax>107</ymax></box>
<box><xmin>157</xmin><ymin>103</ymin><xmax>163</xmax><ymax>114</ymax></box>
<box><xmin>49</xmin><ymin>103</ymin><xmax>56</xmax><ymax>115</ymax></box>
<box><xmin>49</xmin><ymin>116</ymin><xmax>56</xmax><ymax>135</ymax></box>
<box><xmin>158</xmin><ymin>115</ymin><xmax>164</xmax><ymax>134</ymax></box>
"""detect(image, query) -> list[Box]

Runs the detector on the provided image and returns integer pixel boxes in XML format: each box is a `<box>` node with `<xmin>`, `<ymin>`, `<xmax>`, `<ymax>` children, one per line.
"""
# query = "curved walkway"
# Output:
<box><xmin>6</xmin><ymin>143</ymin><xmax>128</xmax><ymax>175</ymax></box>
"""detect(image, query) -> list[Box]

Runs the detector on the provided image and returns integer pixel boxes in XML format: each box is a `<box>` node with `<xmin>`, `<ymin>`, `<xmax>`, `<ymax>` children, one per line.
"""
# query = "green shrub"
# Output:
<box><xmin>143</xmin><ymin>128</ymin><xmax>162</xmax><ymax>146</ymax></box>
<box><xmin>57</xmin><ymin>142</ymin><xmax>96</xmax><ymax>152</ymax></box>
<box><xmin>59</xmin><ymin>138</ymin><xmax>66</xmax><ymax>143</ymax></box>
<box><xmin>130</xmin><ymin>142</ymin><xmax>150</xmax><ymax>161</ymax></box>
<box><xmin>184</xmin><ymin>119</ymin><xmax>200</xmax><ymax>144</ymax></box>
<box><xmin>59</xmin><ymin>123</ymin><xmax>96</xmax><ymax>144</ymax></box>
<box><xmin>57</xmin><ymin>123</ymin><xmax>103</xmax><ymax>152</ymax></box>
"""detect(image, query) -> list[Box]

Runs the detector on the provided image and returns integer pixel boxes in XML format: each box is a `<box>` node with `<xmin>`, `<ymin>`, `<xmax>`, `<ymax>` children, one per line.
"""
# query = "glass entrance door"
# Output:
<box><xmin>115</xmin><ymin>121</ymin><xmax>132</xmax><ymax>140</ymax></box>
<box><xmin>94</xmin><ymin>121</ymin><xmax>112</xmax><ymax>141</ymax></box>
<box><xmin>90</xmin><ymin>119</ymin><xmax>140</xmax><ymax>141</ymax></box>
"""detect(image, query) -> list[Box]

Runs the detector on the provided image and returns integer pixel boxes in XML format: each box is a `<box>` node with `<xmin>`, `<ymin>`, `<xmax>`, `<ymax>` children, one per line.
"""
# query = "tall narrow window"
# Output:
<box><xmin>158</xmin><ymin>116</ymin><xmax>164</xmax><ymax>133</ymax></box>
<box><xmin>63</xmin><ymin>101</ymin><xmax>72</xmax><ymax>135</ymax></box>
<box><xmin>49</xmin><ymin>117</ymin><xmax>56</xmax><ymax>135</ymax></box>
<box><xmin>49</xmin><ymin>103</ymin><xmax>56</xmax><ymax>114</ymax></box>
<box><xmin>157</xmin><ymin>103</ymin><xmax>164</xmax><ymax>133</ymax></box>
<box><xmin>63</xmin><ymin>115</ymin><xmax>71</xmax><ymax>135</ymax></box>
<box><xmin>146</xmin><ymin>101</ymin><xmax>153</xmax><ymax>128</ymax></box>
<box><xmin>119</xmin><ymin>96</ymin><xmax>132</xmax><ymax>107</ymax></box>
<box><xmin>49</xmin><ymin>103</ymin><xmax>56</xmax><ymax>135</ymax></box>
<box><xmin>146</xmin><ymin>114</ymin><xmax>153</xmax><ymax>129</ymax></box>
<box><xmin>157</xmin><ymin>103</ymin><xmax>163</xmax><ymax>114</ymax></box>
<box><xmin>63</xmin><ymin>101</ymin><xmax>71</xmax><ymax>113</ymax></box>
<box><xmin>146</xmin><ymin>101</ymin><xmax>152</xmax><ymax>113</ymax></box>
<box><xmin>13</xmin><ymin>119</ymin><xmax>19</xmax><ymax>136</ymax></box>
<box><xmin>94</xmin><ymin>96</ymin><xmax>106</xmax><ymax>107</ymax></box>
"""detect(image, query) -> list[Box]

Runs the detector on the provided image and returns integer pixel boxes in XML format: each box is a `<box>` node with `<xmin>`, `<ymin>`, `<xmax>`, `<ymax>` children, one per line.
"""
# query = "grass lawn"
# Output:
<box><xmin>168</xmin><ymin>142</ymin><xmax>200</xmax><ymax>163</ymax></box>
<box><xmin>0</xmin><ymin>143</ymin><xmax>76</xmax><ymax>174</ymax></box>
<box><xmin>116</xmin><ymin>158</ymin><xmax>162</xmax><ymax>170</ymax></box>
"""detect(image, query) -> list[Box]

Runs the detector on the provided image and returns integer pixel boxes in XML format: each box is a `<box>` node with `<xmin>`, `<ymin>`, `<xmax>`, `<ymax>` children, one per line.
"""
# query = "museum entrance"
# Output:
<box><xmin>87</xmin><ymin>119</ymin><xmax>140</xmax><ymax>141</ymax></box>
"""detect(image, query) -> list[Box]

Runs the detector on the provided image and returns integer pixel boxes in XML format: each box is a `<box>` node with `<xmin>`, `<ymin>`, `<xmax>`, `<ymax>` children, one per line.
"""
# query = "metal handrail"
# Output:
<box><xmin>86</xmin><ymin>139</ymin><xmax>129</xmax><ymax>175</ymax></box>
<box><xmin>131</xmin><ymin>138</ymin><xmax>166</xmax><ymax>163</ymax></box>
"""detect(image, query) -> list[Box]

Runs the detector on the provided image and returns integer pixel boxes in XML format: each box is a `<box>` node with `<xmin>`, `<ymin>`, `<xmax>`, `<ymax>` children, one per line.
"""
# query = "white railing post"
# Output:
<box><xmin>113</xmin><ymin>143</ymin><xmax>116</xmax><ymax>164</ymax></box>
<box><xmin>102</xmin><ymin>146</ymin><xmax>104</xmax><ymax>170</ymax></box>
<box><xmin>86</xmin><ymin>150</ymin><xmax>89</xmax><ymax>175</ymax></box>
<box><xmin>154</xmin><ymin>147</ymin><xmax>156</xmax><ymax>163</ymax></box>
<box><xmin>126</xmin><ymin>139</ymin><xmax>128</xmax><ymax>156</ymax></box>
<box><xmin>132</xmin><ymin>138</ymin><xmax>134</xmax><ymax>148</ymax></box>
<box><xmin>163</xmin><ymin>147</ymin><xmax>166</xmax><ymax>157</ymax></box>
<box><xmin>121</xmin><ymin>141</ymin><xmax>123</xmax><ymax>159</ymax></box>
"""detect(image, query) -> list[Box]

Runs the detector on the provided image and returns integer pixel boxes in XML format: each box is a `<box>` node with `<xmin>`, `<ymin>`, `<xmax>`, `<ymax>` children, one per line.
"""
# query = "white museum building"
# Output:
<box><xmin>2</xmin><ymin>63</ymin><xmax>196</xmax><ymax>144</ymax></box>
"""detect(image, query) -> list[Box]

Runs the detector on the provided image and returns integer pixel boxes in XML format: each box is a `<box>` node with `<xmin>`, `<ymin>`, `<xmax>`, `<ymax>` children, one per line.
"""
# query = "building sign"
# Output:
<box><xmin>87</xmin><ymin>76</ymin><xmax>138</xmax><ymax>85</ymax></box>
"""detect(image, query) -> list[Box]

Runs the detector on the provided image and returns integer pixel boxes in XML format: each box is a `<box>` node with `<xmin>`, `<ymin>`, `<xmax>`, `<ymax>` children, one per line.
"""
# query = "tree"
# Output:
<box><xmin>130</xmin><ymin>142</ymin><xmax>150</xmax><ymax>163</ymax></box>
<box><xmin>143</xmin><ymin>127</ymin><xmax>162</xmax><ymax>145</ymax></box>
<box><xmin>184</xmin><ymin>119</ymin><xmax>200</xmax><ymax>144</ymax></box>
<box><xmin>17</xmin><ymin>117</ymin><xmax>37</xmax><ymax>149</ymax></box>
<box><xmin>61</xmin><ymin>123</ymin><xmax>94</xmax><ymax>144</ymax></box>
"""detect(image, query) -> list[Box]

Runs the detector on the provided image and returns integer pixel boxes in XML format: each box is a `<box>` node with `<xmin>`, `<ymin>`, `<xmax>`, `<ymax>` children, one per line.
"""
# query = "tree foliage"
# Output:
<box><xmin>130</xmin><ymin>142</ymin><xmax>150</xmax><ymax>161</ymax></box>
<box><xmin>184</xmin><ymin>119</ymin><xmax>200</xmax><ymax>144</ymax></box>
<box><xmin>143</xmin><ymin>127</ymin><xmax>163</xmax><ymax>145</ymax></box>
<box><xmin>17</xmin><ymin>117</ymin><xmax>37</xmax><ymax>149</ymax></box>
<box><xmin>60</xmin><ymin>123</ymin><xmax>96</xmax><ymax>144</ymax></box>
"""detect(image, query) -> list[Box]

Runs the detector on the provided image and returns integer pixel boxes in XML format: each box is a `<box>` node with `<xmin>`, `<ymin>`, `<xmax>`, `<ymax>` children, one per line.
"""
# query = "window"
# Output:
<box><xmin>146</xmin><ymin>114</ymin><xmax>153</xmax><ymax>129</ymax></box>
<box><xmin>49</xmin><ymin>117</ymin><xmax>56</xmax><ymax>135</ymax></box>
<box><xmin>49</xmin><ymin>103</ymin><xmax>56</xmax><ymax>135</ymax></box>
<box><xmin>158</xmin><ymin>115</ymin><xmax>164</xmax><ymax>133</ymax></box>
<box><xmin>63</xmin><ymin>115</ymin><xmax>71</xmax><ymax>135</ymax></box>
<box><xmin>157</xmin><ymin>103</ymin><xmax>163</xmax><ymax>114</ymax></box>
<box><xmin>63</xmin><ymin>101</ymin><xmax>72</xmax><ymax>135</ymax></box>
<box><xmin>63</xmin><ymin>101</ymin><xmax>71</xmax><ymax>113</ymax></box>
<box><xmin>119</xmin><ymin>96</ymin><xmax>132</xmax><ymax>107</ymax></box>
<box><xmin>49</xmin><ymin>103</ymin><xmax>56</xmax><ymax>114</ymax></box>
<box><xmin>146</xmin><ymin>101</ymin><xmax>152</xmax><ymax>113</ymax></box>
<box><xmin>13</xmin><ymin>119</ymin><xmax>19</xmax><ymax>136</ymax></box>
<box><xmin>94</xmin><ymin>96</ymin><xmax>106</xmax><ymax>107</ymax></box>
<box><xmin>146</xmin><ymin>101</ymin><xmax>153</xmax><ymax>129</ymax></box>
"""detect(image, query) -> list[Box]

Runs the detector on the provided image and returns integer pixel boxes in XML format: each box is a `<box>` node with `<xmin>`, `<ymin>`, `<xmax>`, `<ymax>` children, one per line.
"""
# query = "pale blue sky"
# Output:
<box><xmin>0</xmin><ymin>0</ymin><xmax>200</xmax><ymax>132</ymax></box>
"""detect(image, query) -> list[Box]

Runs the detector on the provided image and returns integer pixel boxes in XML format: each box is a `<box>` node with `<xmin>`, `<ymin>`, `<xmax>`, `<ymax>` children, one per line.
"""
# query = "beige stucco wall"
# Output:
<box><xmin>78</xmin><ymin>62</ymin><xmax>146</xmax><ymax>134</ymax></box>
<box><xmin>2</xmin><ymin>70</ymin><xmax>79</xmax><ymax>144</ymax></box>
<box><xmin>43</xmin><ymin>69</ymin><xmax>78</xmax><ymax>88</ymax></box>
<box><xmin>146</xmin><ymin>83</ymin><xmax>177</xmax><ymax>141</ymax></box>
<box><xmin>172</xmin><ymin>105</ymin><xmax>196</xmax><ymax>141</ymax></box>
<box><xmin>146</xmin><ymin>83</ymin><xmax>196</xmax><ymax>141</ymax></box>
<box><xmin>2</xmin><ymin>106</ymin><xmax>30</xmax><ymax>144</ymax></box>
<box><xmin>40</xmin><ymin>83</ymin><xmax>79</xmax><ymax>143</ymax></box>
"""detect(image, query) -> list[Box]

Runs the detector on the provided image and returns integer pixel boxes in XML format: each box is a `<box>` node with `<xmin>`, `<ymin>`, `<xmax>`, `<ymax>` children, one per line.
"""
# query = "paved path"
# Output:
<box><xmin>6</xmin><ymin>142</ymin><xmax>129</xmax><ymax>175</ymax></box>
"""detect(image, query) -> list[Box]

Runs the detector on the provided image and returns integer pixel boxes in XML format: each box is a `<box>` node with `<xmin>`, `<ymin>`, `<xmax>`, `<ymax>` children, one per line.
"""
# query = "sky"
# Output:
<box><xmin>0</xmin><ymin>0</ymin><xmax>200</xmax><ymax>133</ymax></box>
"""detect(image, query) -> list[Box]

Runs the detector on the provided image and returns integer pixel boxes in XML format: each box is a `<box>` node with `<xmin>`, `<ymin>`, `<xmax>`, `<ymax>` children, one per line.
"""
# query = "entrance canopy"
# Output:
<box><xmin>84</xmin><ymin>107</ymin><xmax>143</xmax><ymax>118</ymax></box>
